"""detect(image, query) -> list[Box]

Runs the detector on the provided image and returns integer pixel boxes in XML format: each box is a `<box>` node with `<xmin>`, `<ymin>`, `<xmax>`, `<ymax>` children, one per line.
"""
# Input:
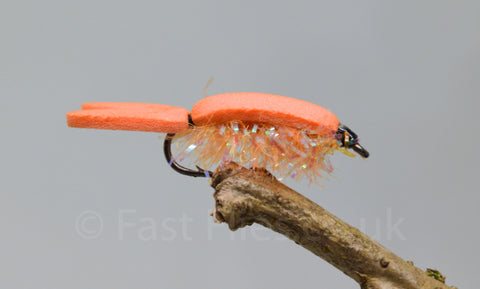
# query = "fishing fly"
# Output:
<box><xmin>67</xmin><ymin>92</ymin><xmax>369</xmax><ymax>183</ymax></box>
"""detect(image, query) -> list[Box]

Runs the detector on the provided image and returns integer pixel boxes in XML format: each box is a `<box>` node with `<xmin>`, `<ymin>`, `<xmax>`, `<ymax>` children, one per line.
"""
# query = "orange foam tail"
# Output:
<box><xmin>66</xmin><ymin>102</ymin><xmax>190</xmax><ymax>133</ymax></box>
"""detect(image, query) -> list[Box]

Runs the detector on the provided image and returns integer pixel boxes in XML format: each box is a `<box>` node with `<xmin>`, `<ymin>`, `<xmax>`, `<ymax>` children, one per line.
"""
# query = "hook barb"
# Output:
<box><xmin>163</xmin><ymin>133</ymin><xmax>214</xmax><ymax>178</ymax></box>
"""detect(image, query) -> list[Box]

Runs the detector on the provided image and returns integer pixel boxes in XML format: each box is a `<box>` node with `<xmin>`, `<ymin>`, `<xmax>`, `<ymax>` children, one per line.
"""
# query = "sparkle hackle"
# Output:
<box><xmin>170</xmin><ymin>121</ymin><xmax>344</xmax><ymax>183</ymax></box>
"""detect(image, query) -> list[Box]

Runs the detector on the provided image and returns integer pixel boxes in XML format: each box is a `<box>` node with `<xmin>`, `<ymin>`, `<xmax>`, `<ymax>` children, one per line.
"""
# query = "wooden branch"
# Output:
<box><xmin>210</xmin><ymin>163</ymin><xmax>455</xmax><ymax>289</ymax></box>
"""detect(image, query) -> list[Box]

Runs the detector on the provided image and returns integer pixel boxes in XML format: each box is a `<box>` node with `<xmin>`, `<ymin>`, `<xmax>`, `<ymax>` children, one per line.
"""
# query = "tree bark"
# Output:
<box><xmin>210</xmin><ymin>163</ymin><xmax>456</xmax><ymax>289</ymax></box>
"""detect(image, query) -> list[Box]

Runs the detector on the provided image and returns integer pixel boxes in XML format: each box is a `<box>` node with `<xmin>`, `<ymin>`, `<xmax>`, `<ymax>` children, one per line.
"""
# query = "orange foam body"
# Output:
<box><xmin>191</xmin><ymin>93</ymin><xmax>339</xmax><ymax>135</ymax></box>
<box><xmin>66</xmin><ymin>102</ymin><xmax>189</xmax><ymax>133</ymax></box>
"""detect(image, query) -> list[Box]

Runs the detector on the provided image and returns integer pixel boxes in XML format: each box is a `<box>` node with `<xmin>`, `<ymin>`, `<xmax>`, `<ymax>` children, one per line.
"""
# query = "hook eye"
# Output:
<box><xmin>352</xmin><ymin>143</ymin><xmax>370</xmax><ymax>158</ymax></box>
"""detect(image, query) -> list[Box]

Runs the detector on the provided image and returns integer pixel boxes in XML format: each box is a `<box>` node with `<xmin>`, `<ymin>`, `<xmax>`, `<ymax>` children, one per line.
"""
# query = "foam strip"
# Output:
<box><xmin>66</xmin><ymin>102</ymin><xmax>189</xmax><ymax>133</ymax></box>
<box><xmin>191</xmin><ymin>93</ymin><xmax>339</xmax><ymax>135</ymax></box>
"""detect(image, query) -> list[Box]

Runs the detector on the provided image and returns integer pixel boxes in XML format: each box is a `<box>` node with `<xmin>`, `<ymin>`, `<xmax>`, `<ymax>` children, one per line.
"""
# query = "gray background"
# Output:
<box><xmin>1</xmin><ymin>1</ymin><xmax>479</xmax><ymax>288</ymax></box>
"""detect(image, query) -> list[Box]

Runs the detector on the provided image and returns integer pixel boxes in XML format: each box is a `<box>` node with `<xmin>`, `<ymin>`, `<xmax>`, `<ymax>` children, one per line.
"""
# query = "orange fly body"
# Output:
<box><xmin>67</xmin><ymin>92</ymin><xmax>369</xmax><ymax>183</ymax></box>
